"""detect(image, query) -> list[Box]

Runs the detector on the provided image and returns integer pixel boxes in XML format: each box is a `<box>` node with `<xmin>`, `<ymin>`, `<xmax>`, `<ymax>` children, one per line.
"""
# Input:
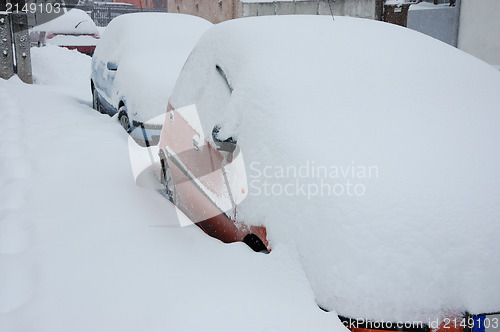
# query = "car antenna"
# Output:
<box><xmin>327</xmin><ymin>0</ymin><xmax>335</xmax><ymax>21</ymax></box>
<box><xmin>75</xmin><ymin>20</ymin><xmax>85</xmax><ymax>28</ymax></box>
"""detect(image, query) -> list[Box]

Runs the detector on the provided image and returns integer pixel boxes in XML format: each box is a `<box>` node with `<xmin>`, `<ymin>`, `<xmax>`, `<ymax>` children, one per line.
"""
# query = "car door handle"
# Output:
<box><xmin>193</xmin><ymin>135</ymin><xmax>200</xmax><ymax>151</ymax></box>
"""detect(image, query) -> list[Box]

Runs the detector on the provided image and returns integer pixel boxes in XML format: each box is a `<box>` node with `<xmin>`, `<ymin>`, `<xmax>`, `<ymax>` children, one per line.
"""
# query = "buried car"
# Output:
<box><xmin>90</xmin><ymin>13</ymin><xmax>212</xmax><ymax>142</ymax></box>
<box><xmin>158</xmin><ymin>15</ymin><xmax>500</xmax><ymax>325</ymax></box>
<box><xmin>158</xmin><ymin>105</ymin><xmax>270</xmax><ymax>252</ymax></box>
<box><xmin>30</xmin><ymin>9</ymin><xmax>100</xmax><ymax>55</ymax></box>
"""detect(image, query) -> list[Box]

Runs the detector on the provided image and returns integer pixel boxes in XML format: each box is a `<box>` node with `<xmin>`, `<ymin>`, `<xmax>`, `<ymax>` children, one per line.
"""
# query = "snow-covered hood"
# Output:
<box><xmin>32</xmin><ymin>9</ymin><xmax>99</xmax><ymax>35</ymax></box>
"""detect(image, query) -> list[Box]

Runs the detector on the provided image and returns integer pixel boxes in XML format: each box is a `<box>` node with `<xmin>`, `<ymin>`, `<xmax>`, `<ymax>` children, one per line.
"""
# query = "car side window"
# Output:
<box><xmin>216</xmin><ymin>65</ymin><xmax>233</xmax><ymax>94</ymax></box>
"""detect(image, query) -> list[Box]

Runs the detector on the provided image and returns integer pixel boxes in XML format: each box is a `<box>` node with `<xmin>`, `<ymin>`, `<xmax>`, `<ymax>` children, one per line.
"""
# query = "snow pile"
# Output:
<box><xmin>91</xmin><ymin>13</ymin><xmax>212</xmax><ymax>123</ymax></box>
<box><xmin>30</xmin><ymin>45</ymin><xmax>92</xmax><ymax>99</ymax></box>
<box><xmin>0</xmin><ymin>33</ymin><xmax>337</xmax><ymax>332</ymax></box>
<box><xmin>170</xmin><ymin>15</ymin><xmax>500</xmax><ymax>322</ymax></box>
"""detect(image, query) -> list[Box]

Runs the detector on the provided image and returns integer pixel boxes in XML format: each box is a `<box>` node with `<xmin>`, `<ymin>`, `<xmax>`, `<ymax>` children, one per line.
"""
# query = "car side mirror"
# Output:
<box><xmin>212</xmin><ymin>125</ymin><xmax>237</xmax><ymax>153</ymax></box>
<box><xmin>107</xmin><ymin>61</ymin><xmax>118</xmax><ymax>71</ymax></box>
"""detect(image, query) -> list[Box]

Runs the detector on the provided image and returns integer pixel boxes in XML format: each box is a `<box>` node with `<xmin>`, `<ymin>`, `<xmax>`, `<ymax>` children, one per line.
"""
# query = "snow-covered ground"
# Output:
<box><xmin>2</xmin><ymin>17</ymin><xmax>500</xmax><ymax>331</ymax></box>
<box><xmin>0</xmin><ymin>47</ymin><xmax>339</xmax><ymax>331</ymax></box>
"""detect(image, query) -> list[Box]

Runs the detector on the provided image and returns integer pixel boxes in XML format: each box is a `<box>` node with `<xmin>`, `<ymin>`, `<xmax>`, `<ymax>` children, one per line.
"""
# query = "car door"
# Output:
<box><xmin>161</xmin><ymin>104</ymin><xmax>247</xmax><ymax>224</ymax></box>
<box><xmin>92</xmin><ymin>46</ymin><xmax>119</xmax><ymax>114</ymax></box>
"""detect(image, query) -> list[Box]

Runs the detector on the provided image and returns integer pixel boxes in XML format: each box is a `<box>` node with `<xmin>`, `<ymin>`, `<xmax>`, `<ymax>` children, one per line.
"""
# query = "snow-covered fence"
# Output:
<box><xmin>0</xmin><ymin>3</ymin><xmax>32</xmax><ymax>83</ymax></box>
<box><xmin>91</xmin><ymin>2</ymin><xmax>139</xmax><ymax>27</ymax></box>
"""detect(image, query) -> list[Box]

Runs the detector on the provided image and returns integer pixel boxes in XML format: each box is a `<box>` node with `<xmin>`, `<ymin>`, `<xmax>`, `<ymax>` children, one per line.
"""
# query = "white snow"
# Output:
<box><xmin>30</xmin><ymin>45</ymin><xmax>92</xmax><ymax>98</ymax></box>
<box><xmin>409</xmin><ymin>2</ymin><xmax>452</xmax><ymax>11</ymax></box>
<box><xmin>91</xmin><ymin>13</ymin><xmax>212</xmax><ymax>124</ymax></box>
<box><xmin>32</xmin><ymin>9</ymin><xmax>99</xmax><ymax>35</ymax></box>
<box><xmin>384</xmin><ymin>0</ymin><xmax>406</xmax><ymax>5</ymax></box>
<box><xmin>0</xmin><ymin>41</ymin><xmax>339</xmax><ymax>331</ymax></box>
<box><xmin>170</xmin><ymin>15</ymin><xmax>500</xmax><ymax>323</ymax></box>
<box><xmin>385</xmin><ymin>0</ymin><xmax>420</xmax><ymax>6</ymax></box>
<box><xmin>45</xmin><ymin>34</ymin><xmax>98</xmax><ymax>47</ymax></box>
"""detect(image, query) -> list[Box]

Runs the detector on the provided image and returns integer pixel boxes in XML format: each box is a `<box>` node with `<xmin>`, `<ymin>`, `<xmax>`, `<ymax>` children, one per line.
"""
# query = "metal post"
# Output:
<box><xmin>11</xmin><ymin>11</ymin><xmax>32</xmax><ymax>83</ymax></box>
<box><xmin>0</xmin><ymin>0</ymin><xmax>32</xmax><ymax>83</ymax></box>
<box><xmin>0</xmin><ymin>12</ymin><xmax>15</xmax><ymax>80</ymax></box>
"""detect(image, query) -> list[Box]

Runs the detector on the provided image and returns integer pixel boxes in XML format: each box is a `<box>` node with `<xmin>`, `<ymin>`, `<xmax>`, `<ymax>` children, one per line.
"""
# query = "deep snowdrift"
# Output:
<box><xmin>31</xmin><ymin>45</ymin><xmax>92</xmax><ymax>99</ymax></box>
<box><xmin>170</xmin><ymin>15</ymin><xmax>500</xmax><ymax>322</ymax></box>
<box><xmin>0</xmin><ymin>46</ymin><xmax>339</xmax><ymax>331</ymax></box>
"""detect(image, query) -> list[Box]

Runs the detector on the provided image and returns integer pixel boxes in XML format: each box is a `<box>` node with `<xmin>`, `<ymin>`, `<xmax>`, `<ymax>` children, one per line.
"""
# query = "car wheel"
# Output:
<box><xmin>118</xmin><ymin>105</ymin><xmax>131</xmax><ymax>133</ymax></box>
<box><xmin>92</xmin><ymin>87</ymin><xmax>103</xmax><ymax>114</ymax></box>
<box><xmin>160</xmin><ymin>155</ymin><xmax>177</xmax><ymax>205</ymax></box>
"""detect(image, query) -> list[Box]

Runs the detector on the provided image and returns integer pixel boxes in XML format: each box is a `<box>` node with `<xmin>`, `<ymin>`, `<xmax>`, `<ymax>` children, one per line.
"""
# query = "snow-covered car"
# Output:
<box><xmin>158</xmin><ymin>15</ymin><xmax>500</xmax><ymax>327</ymax></box>
<box><xmin>90</xmin><ymin>13</ymin><xmax>212</xmax><ymax>143</ymax></box>
<box><xmin>30</xmin><ymin>9</ymin><xmax>100</xmax><ymax>55</ymax></box>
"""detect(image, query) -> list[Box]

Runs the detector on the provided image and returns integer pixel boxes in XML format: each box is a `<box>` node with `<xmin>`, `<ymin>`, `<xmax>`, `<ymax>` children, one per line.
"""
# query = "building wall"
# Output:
<box><xmin>115</xmin><ymin>0</ymin><xmax>157</xmax><ymax>9</ymax></box>
<box><xmin>241</xmin><ymin>0</ymin><xmax>376</xmax><ymax>19</ymax></box>
<box><xmin>168</xmin><ymin>0</ymin><xmax>376</xmax><ymax>23</ymax></box>
<box><xmin>457</xmin><ymin>0</ymin><xmax>500</xmax><ymax>66</ymax></box>
<box><xmin>167</xmin><ymin>0</ymin><xmax>237</xmax><ymax>23</ymax></box>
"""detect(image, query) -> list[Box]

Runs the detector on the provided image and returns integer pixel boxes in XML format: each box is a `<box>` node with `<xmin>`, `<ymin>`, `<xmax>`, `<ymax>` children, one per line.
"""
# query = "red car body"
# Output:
<box><xmin>44</xmin><ymin>32</ymin><xmax>100</xmax><ymax>55</ymax></box>
<box><xmin>158</xmin><ymin>103</ymin><xmax>269</xmax><ymax>252</ymax></box>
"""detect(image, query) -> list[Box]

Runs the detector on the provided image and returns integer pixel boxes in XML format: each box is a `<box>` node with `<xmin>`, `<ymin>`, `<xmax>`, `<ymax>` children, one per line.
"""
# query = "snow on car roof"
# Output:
<box><xmin>170</xmin><ymin>15</ymin><xmax>500</xmax><ymax>322</ymax></box>
<box><xmin>94</xmin><ymin>12</ymin><xmax>212</xmax><ymax>60</ymax></box>
<box><xmin>32</xmin><ymin>8</ymin><xmax>98</xmax><ymax>35</ymax></box>
<box><xmin>91</xmin><ymin>13</ymin><xmax>212</xmax><ymax>122</ymax></box>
